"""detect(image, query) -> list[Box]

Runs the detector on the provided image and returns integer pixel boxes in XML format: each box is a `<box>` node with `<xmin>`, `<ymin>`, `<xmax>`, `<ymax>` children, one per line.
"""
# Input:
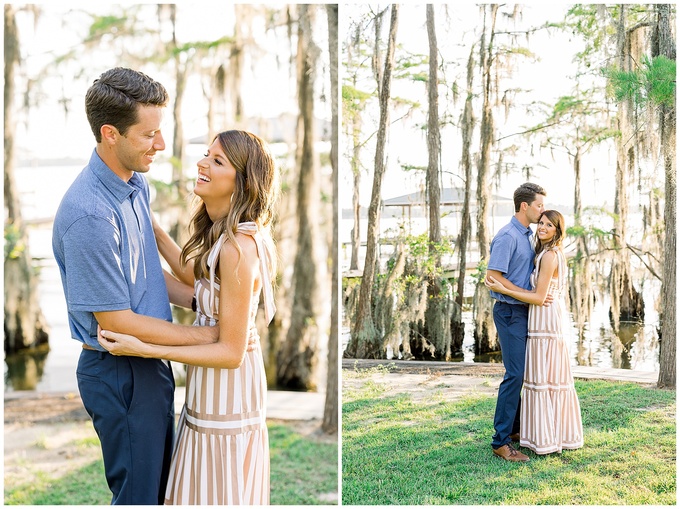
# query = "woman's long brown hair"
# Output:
<box><xmin>180</xmin><ymin>130</ymin><xmax>279</xmax><ymax>281</ymax></box>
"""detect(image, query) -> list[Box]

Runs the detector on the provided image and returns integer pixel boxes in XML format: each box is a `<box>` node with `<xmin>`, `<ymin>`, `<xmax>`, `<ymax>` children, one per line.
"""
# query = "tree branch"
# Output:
<box><xmin>495</xmin><ymin>120</ymin><xmax>562</xmax><ymax>143</ymax></box>
<box><xmin>579</xmin><ymin>244</ymin><xmax>661</xmax><ymax>281</ymax></box>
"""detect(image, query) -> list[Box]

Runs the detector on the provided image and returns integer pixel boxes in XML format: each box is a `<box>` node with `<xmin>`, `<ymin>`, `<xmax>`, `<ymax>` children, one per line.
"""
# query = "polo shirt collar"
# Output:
<box><xmin>510</xmin><ymin>215</ymin><xmax>532</xmax><ymax>236</ymax></box>
<box><xmin>88</xmin><ymin>148</ymin><xmax>140</xmax><ymax>202</ymax></box>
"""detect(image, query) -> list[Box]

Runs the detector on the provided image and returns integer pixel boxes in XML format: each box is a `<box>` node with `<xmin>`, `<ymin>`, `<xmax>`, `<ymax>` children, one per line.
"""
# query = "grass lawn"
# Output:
<box><xmin>4</xmin><ymin>421</ymin><xmax>338</xmax><ymax>505</ymax></box>
<box><xmin>342</xmin><ymin>368</ymin><xmax>676</xmax><ymax>505</ymax></box>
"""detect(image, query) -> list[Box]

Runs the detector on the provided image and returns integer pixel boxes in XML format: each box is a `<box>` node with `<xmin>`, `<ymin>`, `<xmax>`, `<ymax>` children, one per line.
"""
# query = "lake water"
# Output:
<box><xmin>6</xmin><ymin>163</ymin><xmax>87</xmax><ymax>393</ymax></box>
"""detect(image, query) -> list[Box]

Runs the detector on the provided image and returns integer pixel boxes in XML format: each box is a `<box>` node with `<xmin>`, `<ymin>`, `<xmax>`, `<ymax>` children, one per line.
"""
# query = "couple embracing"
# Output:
<box><xmin>487</xmin><ymin>183</ymin><xmax>584</xmax><ymax>462</ymax></box>
<box><xmin>52</xmin><ymin>67</ymin><xmax>277</xmax><ymax>504</ymax></box>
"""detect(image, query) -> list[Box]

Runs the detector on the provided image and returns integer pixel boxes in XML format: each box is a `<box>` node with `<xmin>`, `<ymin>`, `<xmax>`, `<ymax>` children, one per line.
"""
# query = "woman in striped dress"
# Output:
<box><xmin>486</xmin><ymin>210</ymin><xmax>583</xmax><ymax>455</ymax></box>
<box><xmin>99</xmin><ymin>130</ymin><xmax>279</xmax><ymax>503</ymax></box>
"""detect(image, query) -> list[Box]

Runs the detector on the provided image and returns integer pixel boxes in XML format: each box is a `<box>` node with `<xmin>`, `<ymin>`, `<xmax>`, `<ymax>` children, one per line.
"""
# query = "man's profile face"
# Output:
<box><xmin>525</xmin><ymin>194</ymin><xmax>545</xmax><ymax>224</ymax></box>
<box><xmin>113</xmin><ymin>105</ymin><xmax>166</xmax><ymax>175</ymax></box>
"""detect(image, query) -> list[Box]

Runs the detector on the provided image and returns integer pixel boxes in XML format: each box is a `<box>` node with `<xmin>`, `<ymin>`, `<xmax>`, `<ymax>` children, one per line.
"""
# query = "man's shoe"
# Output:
<box><xmin>493</xmin><ymin>443</ymin><xmax>530</xmax><ymax>462</ymax></box>
<box><xmin>509</xmin><ymin>433</ymin><xmax>520</xmax><ymax>442</ymax></box>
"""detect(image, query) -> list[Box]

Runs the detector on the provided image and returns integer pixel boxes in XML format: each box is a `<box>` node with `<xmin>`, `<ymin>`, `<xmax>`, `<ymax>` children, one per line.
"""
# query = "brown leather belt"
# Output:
<box><xmin>82</xmin><ymin>343</ymin><xmax>98</xmax><ymax>351</ymax></box>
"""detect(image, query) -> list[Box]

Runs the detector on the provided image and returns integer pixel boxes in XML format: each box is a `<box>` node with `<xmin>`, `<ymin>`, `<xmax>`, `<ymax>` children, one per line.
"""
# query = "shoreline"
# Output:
<box><xmin>342</xmin><ymin>358</ymin><xmax>660</xmax><ymax>386</ymax></box>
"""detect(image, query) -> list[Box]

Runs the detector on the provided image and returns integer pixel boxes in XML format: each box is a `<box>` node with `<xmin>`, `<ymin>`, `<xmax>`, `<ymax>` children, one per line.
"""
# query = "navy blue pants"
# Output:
<box><xmin>77</xmin><ymin>349</ymin><xmax>175</xmax><ymax>505</ymax></box>
<box><xmin>491</xmin><ymin>301</ymin><xmax>529</xmax><ymax>449</ymax></box>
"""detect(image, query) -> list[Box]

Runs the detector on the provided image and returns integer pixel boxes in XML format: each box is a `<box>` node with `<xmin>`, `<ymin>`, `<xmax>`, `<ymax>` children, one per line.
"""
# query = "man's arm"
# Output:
<box><xmin>94</xmin><ymin>309</ymin><xmax>217</xmax><ymax>347</ymax></box>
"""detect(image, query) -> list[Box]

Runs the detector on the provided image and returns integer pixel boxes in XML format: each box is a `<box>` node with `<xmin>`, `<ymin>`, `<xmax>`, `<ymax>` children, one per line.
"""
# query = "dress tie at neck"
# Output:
<box><xmin>206</xmin><ymin>221</ymin><xmax>276</xmax><ymax>324</ymax></box>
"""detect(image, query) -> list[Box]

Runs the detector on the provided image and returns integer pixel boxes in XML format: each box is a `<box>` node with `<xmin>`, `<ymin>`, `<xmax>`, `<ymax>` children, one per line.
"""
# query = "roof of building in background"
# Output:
<box><xmin>382</xmin><ymin>187</ymin><xmax>513</xmax><ymax>207</ymax></box>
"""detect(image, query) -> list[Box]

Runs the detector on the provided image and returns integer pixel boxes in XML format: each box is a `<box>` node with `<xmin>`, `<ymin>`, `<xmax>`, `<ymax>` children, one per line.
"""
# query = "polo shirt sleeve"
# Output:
<box><xmin>60</xmin><ymin>215</ymin><xmax>131</xmax><ymax>312</ymax></box>
<box><xmin>488</xmin><ymin>233</ymin><xmax>515</xmax><ymax>275</ymax></box>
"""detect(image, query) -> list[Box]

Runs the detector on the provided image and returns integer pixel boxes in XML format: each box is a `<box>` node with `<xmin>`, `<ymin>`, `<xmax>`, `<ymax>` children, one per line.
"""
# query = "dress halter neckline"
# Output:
<box><xmin>206</xmin><ymin>221</ymin><xmax>276</xmax><ymax>324</ymax></box>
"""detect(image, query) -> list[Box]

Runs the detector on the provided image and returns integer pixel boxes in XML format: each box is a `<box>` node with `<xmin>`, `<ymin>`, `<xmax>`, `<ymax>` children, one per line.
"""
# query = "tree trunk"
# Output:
<box><xmin>346</xmin><ymin>24</ymin><xmax>364</xmax><ymax>273</ymax></box>
<box><xmin>4</xmin><ymin>4</ymin><xmax>50</xmax><ymax>354</ymax></box>
<box><xmin>267</xmin><ymin>11</ymin><xmax>301</xmax><ymax>386</ymax></box>
<box><xmin>656</xmin><ymin>3</ymin><xmax>675</xmax><ymax>389</ymax></box>
<box><xmin>345</xmin><ymin>5</ymin><xmax>399</xmax><ymax>359</ymax></box>
<box><xmin>267</xmin><ymin>177</ymin><xmax>296</xmax><ymax>386</ymax></box>
<box><xmin>452</xmin><ymin>46</ymin><xmax>476</xmax><ymax>357</ymax></box>
<box><xmin>569</xmin><ymin>148</ymin><xmax>594</xmax><ymax>335</ymax></box>
<box><xmin>230</xmin><ymin>5</ymin><xmax>247</xmax><ymax>128</ymax></box>
<box><xmin>322</xmin><ymin>3</ymin><xmax>339</xmax><ymax>434</ymax></box>
<box><xmin>609</xmin><ymin>5</ymin><xmax>644</xmax><ymax>332</ymax></box>
<box><xmin>350</xmin><ymin>113</ymin><xmax>362</xmax><ymax>272</ymax></box>
<box><xmin>277</xmin><ymin>5</ymin><xmax>320</xmax><ymax>390</ymax></box>
<box><xmin>421</xmin><ymin>5</ymin><xmax>450</xmax><ymax>360</ymax></box>
<box><xmin>165</xmin><ymin>4</ymin><xmax>192</xmax><ymax>283</ymax></box>
<box><xmin>425</xmin><ymin>5</ymin><xmax>441</xmax><ymax>254</ymax></box>
<box><xmin>473</xmin><ymin>5</ymin><xmax>498</xmax><ymax>354</ymax></box>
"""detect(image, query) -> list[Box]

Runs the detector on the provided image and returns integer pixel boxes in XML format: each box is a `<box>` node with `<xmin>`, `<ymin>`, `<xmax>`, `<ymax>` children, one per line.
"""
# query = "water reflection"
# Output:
<box><xmin>342</xmin><ymin>311</ymin><xmax>659</xmax><ymax>372</ymax></box>
<box><xmin>4</xmin><ymin>344</ymin><xmax>50</xmax><ymax>391</ymax></box>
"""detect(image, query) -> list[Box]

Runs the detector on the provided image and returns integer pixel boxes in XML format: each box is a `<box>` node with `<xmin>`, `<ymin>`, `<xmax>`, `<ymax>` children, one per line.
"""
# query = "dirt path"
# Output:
<box><xmin>343</xmin><ymin>362</ymin><xmax>503</xmax><ymax>404</ymax></box>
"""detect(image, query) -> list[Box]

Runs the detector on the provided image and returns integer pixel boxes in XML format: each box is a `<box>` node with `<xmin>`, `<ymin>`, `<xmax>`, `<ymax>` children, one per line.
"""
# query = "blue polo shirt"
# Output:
<box><xmin>487</xmin><ymin>216</ymin><xmax>534</xmax><ymax>305</ymax></box>
<box><xmin>52</xmin><ymin>149</ymin><xmax>172</xmax><ymax>350</ymax></box>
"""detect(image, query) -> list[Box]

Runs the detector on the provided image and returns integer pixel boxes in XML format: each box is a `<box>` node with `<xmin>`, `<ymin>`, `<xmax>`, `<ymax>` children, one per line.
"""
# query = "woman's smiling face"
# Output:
<box><xmin>193</xmin><ymin>138</ymin><xmax>237</xmax><ymax>205</ymax></box>
<box><xmin>536</xmin><ymin>215</ymin><xmax>557</xmax><ymax>242</ymax></box>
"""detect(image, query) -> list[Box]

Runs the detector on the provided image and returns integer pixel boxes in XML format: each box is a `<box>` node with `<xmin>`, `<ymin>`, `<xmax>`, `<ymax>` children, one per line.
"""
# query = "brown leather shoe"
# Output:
<box><xmin>493</xmin><ymin>443</ymin><xmax>530</xmax><ymax>462</ymax></box>
<box><xmin>509</xmin><ymin>433</ymin><xmax>520</xmax><ymax>442</ymax></box>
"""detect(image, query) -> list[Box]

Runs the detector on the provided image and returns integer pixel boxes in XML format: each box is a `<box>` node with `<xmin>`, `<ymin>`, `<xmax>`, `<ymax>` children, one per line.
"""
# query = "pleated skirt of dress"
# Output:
<box><xmin>520</xmin><ymin>300</ymin><xmax>584</xmax><ymax>455</ymax></box>
<box><xmin>164</xmin><ymin>355</ymin><xmax>270</xmax><ymax>505</ymax></box>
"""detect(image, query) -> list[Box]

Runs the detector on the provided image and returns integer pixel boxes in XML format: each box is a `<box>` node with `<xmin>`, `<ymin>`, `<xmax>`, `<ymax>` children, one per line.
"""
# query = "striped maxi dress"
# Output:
<box><xmin>164</xmin><ymin>222</ymin><xmax>276</xmax><ymax>505</ymax></box>
<box><xmin>520</xmin><ymin>248</ymin><xmax>584</xmax><ymax>455</ymax></box>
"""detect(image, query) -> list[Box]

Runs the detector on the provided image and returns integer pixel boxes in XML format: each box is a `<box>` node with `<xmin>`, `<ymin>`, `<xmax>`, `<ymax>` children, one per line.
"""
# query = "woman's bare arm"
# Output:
<box><xmin>153</xmin><ymin>214</ymin><xmax>195</xmax><ymax>287</ymax></box>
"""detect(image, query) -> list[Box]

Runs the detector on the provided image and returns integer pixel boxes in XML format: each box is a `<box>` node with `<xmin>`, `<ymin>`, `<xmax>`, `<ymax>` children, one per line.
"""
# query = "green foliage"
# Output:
<box><xmin>404</xmin><ymin>232</ymin><xmax>454</xmax><ymax>282</ymax></box>
<box><xmin>566</xmin><ymin>224</ymin><xmax>612</xmax><ymax>242</ymax></box>
<box><xmin>565</xmin><ymin>4</ymin><xmax>611</xmax><ymax>61</ymax></box>
<box><xmin>391</xmin><ymin>96</ymin><xmax>421</xmax><ymax>110</ymax></box>
<box><xmin>470</xmin><ymin>258</ymin><xmax>488</xmax><ymax>284</ymax></box>
<box><xmin>173</xmin><ymin>36</ymin><xmax>234</xmax><ymax>56</ymax></box>
<box><xmin>567</xmin><ymin>206</ymin><xmax>617</xmax><ymax>254</ymax></box>
<box><xmin>603</xmin><ymin>56</ymin><xmax>676</xmax><ymax>109</ymax></box>
<box><xmin>399</xmin><ymin>163</ymin><xmax>427</xmax><ymax>173</ymax></box>
<box><xmin>552</xmin><ymin>95</ymin><xmax>583</xmax><ymax>115</ymax></box>
<box><xmin>393</xmin><ymin>52</ymin><xmax>429</xmax><ymax>82</ymax></box>
<box><xmin>408</xmin><ymin>72</ymin><xmax>429</xmax><ymax>83</ymax></box>
<box><xmin>88</xmin><ymin>15</ymin><xmax>127</xmax><ymax>38</ymax></box>
<box><xmin>342</xmin><ymin>84</ymin><xmax>373</xmax><ymax>105</ymax></box>
<box><xmin>565</xmin><ymin>5</ymin><xmax>653</xmax><ymax>69</ymax></box>
<box><xmin>396</xmin><ymin>55</ymin><xmax>428</xmax><ymax>70</ymax></box>
<box><xmin>4</xmin><ymin>223</ymin><xmax>24</xmax><ymax>260</ymax></box>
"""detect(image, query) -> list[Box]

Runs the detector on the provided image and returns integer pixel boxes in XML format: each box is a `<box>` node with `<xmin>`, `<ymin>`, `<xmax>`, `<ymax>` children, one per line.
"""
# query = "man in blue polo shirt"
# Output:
<box><xmin>52</xmin><ymin>68</ymin><xmax>216</xmax><ymax>504</ymax></box>
<box><xmin>487</xmin><ymin>182</ymin><xmax>546</xmax><ymax>463</ymax></box>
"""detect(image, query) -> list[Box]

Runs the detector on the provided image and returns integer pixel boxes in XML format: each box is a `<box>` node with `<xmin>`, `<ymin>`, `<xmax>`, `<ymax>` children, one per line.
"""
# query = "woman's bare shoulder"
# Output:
<box><xmin>539</xmin><ymin>249</ymin><xmax>558</xmax><ymax>265</ymax></box>
<box><xmin>220</xmin><ymin>232</ymin><xmax>259</xmax><ymax>269</ymax></box>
